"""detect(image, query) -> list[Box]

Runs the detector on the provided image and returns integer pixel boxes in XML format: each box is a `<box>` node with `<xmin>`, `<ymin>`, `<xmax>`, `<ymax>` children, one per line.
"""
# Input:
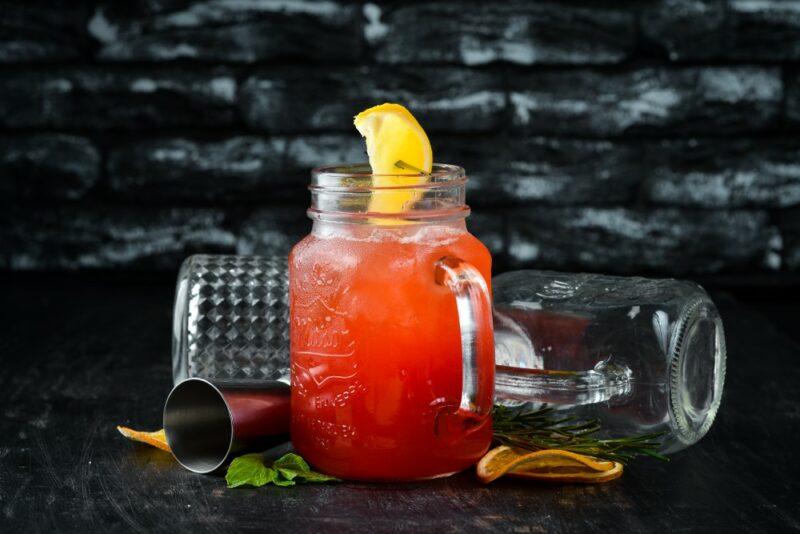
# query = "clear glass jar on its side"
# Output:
<box><xmin>493</xmin><ymin>270</ymin><xmax>726</xmax><ymax>454</ymax></box>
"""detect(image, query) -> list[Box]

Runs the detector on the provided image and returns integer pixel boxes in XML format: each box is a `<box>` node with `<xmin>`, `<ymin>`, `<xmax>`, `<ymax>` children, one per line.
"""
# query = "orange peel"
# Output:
<box><xmin>510</xmin><ymin>461</ymin><xmax>624</xmax><ymax>484</ymax></box>
<box><xmin>477</xmin><ymin>445</ymin><xmax>622</xmax><ymax>484</ymax></box>
<box><xmin>117</xmin><ymin>426</ymin><xmax>171</xmax><ymax>453</ymax></box>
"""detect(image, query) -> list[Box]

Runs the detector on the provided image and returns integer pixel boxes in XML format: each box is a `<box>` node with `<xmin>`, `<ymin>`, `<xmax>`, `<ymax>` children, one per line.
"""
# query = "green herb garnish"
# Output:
<box><xmin>226</xmin><ymin>454</ymin><xmax>276</xmax><ymax>488</ymax></box>
<box><xmin>394</xmin><ymin>159</ymin><xmax>429</xmax><ymax>174</ymax></box>
<box><xmin>226</xmin><ymin>452</ymin><xmax>340</xmax><ymax>488</ymax></box>
<box><xmin>492</xmin><ymin>405</ymin><xmax>669</xmax><ymax>464</ymax></box>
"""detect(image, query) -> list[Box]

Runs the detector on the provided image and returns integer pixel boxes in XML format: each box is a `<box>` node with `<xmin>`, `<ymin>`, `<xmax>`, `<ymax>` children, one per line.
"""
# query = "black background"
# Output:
<box><xmin>3</xmin><ymin>0</ymin><xmax>800</xmax><ymax>287</ymax></box>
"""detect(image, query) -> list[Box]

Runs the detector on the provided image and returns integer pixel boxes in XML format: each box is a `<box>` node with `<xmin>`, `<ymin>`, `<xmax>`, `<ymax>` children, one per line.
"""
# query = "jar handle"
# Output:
<box><xmin>493</xmin><ymin>308</ymin><xmax>633</xmax><ymax>405</ymax></box>
<box><xmin>493</xmin><ymin>362</ymin><xmax>633</xmax><ymax>405</ymax></box>
<box><xmin>434</xmin><ymin>257</ymin><xmax>494</xmax><ymax>430</ymax></box>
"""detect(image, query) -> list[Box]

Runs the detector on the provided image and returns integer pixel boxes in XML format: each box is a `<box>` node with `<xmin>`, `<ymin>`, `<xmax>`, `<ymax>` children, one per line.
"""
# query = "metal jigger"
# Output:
<box><xmin>167</xmin><ymin>255</ymin><xmax>292</xmax><ymax>473</ymax></box>
<box><xmin>163</xmin><ymin>378</ymin><xmax>290</xmax><ymax>474</ymax></box>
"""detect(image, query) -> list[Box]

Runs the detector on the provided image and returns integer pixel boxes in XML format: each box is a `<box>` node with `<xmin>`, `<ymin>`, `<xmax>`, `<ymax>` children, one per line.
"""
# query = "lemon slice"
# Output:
<box><xmin>353</xmin><ymin>103</ymin><xmax>432</xmax><ymax>217</ymax></box>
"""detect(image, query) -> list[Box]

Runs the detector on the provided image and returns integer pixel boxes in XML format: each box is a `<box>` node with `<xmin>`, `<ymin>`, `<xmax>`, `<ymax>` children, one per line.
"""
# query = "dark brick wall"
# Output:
<box><xmin>1</xmin><ymin>0</ymin><xmax>799</xmax><ymax>280</ymax></box>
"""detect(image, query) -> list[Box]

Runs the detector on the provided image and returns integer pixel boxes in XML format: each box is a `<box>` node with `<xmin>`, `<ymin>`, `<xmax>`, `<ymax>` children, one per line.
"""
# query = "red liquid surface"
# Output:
<box><xmin>290</xmin><ymin>223</ymin><xmax>493</xmax><ymax>481</ymax></box>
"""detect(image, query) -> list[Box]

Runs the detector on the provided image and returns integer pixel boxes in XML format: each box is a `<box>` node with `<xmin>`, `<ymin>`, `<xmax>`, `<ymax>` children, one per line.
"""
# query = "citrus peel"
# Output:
<box><xmin>117</xmin><ymin>426</ymin><xmax>171</xmax><ymax>453</ymax></box>
<box><xmin>476</xmin><ymin>445</ymin><xmax>623</xmax><ymax>484</ymax></box>
<box><xmin>353</xmin><ymin>103</ymin><xmax>432</xmax><ymax>219</ymax></box>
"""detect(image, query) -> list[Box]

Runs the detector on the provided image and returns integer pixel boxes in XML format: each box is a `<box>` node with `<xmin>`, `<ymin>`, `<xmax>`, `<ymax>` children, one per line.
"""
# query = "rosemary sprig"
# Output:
<box><xmin>492</xmin><ymin>405</ymin><xmax>669</xmax><ymax>464</ymax></box>
<box><xmin>394</xmin><ymin>159</ymin><xmax>429</xmax><ymax>174</ymax></box>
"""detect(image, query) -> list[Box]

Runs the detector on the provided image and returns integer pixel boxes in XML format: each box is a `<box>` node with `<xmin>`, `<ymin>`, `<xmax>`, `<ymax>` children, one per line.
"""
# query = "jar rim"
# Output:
<box><xmin>307</xmin><ymin>162</ymin><xmax>469</xmax><ymax>224</ymax></box>
<box><xmin>311</xmin><ymin>163</ymin><xmax>466</xmax><ymax>191</ymax></box>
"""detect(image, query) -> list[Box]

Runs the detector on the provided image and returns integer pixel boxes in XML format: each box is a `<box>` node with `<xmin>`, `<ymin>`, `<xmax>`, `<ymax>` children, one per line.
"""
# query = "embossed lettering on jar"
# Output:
<box><xmin>290</xmin><ymin>164</ymin><xmax>494</xmax><ymax>481</ymax></box>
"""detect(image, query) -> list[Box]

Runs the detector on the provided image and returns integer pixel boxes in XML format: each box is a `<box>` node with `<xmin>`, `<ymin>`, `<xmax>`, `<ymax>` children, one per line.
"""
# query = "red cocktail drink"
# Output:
<box><xmin>290</xmin><ymin>164</ymin><xmax>494</xmax><ymax>481</ymax></box>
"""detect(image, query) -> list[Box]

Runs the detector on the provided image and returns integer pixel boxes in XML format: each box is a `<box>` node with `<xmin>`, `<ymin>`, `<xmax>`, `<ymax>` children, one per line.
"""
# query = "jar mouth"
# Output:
<box><xmin>308</xmin><ymin>163</ymin><xmax>469</xmax><ymax>223</ymax></box>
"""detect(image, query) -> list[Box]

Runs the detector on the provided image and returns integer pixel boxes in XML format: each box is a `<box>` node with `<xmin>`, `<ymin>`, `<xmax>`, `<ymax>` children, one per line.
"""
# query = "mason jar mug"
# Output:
<box><xmin>289</xmin><ymin>164</ymin><xmax>495</xmax><ymax>481</ymax></box>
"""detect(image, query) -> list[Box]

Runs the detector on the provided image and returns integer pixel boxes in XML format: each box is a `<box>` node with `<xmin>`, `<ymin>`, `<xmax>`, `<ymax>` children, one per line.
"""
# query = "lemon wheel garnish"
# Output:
<box><xmin>476</xmin><ymin>446</ymin><xmax>623</xmax><ymax>484</ymax></box>
<box><xmin>353</xmin><ymin>103</ymin><xmax>433</xmax><ymax>218</ymax></box>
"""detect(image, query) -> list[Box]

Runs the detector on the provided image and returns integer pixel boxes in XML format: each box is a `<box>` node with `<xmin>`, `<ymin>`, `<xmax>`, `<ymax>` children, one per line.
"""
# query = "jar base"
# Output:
<box><xmin>666</xmin><ymin>296</ymin><xmax>726</xmax><ymax>453</ymax></box>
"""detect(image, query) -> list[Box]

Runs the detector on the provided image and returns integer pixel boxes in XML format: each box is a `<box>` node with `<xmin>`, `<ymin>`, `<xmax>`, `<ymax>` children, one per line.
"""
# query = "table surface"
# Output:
<box><xmin>1</xmin><ymin>274</ymin><xmax>799</xmax><ymax>533</ymax></box>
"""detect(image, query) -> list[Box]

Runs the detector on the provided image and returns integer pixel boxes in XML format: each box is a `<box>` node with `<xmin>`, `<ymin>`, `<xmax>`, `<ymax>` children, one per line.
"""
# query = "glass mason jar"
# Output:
<box><xmin>492</xmin><ymin>270</ymin><xmax>726</xmax><ymax>454</ymax></box>
<box><xmin>290</xmin><ymin>164</ymin><xmax>495</xmax><ymax>481</ymax></box>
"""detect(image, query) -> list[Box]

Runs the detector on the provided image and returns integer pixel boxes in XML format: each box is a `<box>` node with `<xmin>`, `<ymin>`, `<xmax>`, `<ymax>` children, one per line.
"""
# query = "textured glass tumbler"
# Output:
<box><xmin>172</xmin><ymin>255</ymin><xmax>290</xmax><ymax>384</ymax></box>
<box><xmin>172</xmin><ymin>255</ymin><xmax>725</xmax><ymax>453</ymax></box>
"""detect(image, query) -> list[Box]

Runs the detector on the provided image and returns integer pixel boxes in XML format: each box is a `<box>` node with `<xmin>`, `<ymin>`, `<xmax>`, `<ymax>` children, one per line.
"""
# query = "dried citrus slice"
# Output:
<box><xmin>353</xmin><ymin>103</ymin><xmax>432</xmax><ymax>217</ymax></box>
<box><xmin>117</xmin><ymin>426</ymin><xmax>171</xmax><ymax>453</ymax></box>
<box><xmin>510</xmin><ymin>461</ymin><xmax>624</xmax><ymax>484</ymax></box>
<box><xmin>476</xmin><ymin>445</ymin><xmax>621</xmax><ymax>484</ymax></box>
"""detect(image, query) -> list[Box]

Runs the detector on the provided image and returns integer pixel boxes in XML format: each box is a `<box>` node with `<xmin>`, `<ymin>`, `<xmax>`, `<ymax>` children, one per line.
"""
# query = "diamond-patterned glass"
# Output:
<box><xmin>172</xmin><ymin>255</ymin><xmax>290</xmax><ymax>384</ymax></box>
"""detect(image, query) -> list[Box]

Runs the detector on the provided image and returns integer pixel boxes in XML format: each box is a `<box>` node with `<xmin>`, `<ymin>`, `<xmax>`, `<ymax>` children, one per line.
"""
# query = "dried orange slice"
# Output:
<box><xmin>477</xmin><ymin>446</ymin><xmax>622</xmax><ymax>484</ymax></box>
<box><xmin>510</xmin><ymin>461</ymin><xmax>624</xmax><ymax>484</ymax></box>
<box><xmin>117</xmin><ymin>426</ymin><xmax>171</xmax><ymax>453</ymax></box>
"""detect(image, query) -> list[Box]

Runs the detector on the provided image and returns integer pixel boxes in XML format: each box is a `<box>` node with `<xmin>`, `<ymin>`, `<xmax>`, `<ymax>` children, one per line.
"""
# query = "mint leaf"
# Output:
<box><xmin>277</xmin><ymin>468</ymin><xmax>299</xmax><ymax>480</ymax></box>
<box><xmin>273</xmin><ymin>453</ymin><xmax>311</xmax><ymax>473</ymax></box>
<box><xmin>226</xmin><ymin>454</ymin><xmax>276</xmax><ymax>488</ymax></box>
<box><xmin>273</xmin><ymin>476</ymin><xmax>296</xmax><ymax>487</ymax></box>
<box><xmin>225</xmin><ymin>451</ymin><xmax>340</xmax><ymax>489</ymax></box>
<box><xmin>294</xmin><ymin>470</ymin><xmax>340</xmax><ymax>483</ymax></box>
<box><xmin>273</xmin><ymin>453</ymin><xmax>340</xmax><ymax>483</ymax></box>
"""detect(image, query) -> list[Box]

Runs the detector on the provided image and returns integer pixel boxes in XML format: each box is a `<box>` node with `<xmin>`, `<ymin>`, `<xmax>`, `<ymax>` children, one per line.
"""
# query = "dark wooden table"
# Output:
<box><xmin>2</xmin><ymin>274</ymin><xmax>799</xmax><ymax>533</ymax></box>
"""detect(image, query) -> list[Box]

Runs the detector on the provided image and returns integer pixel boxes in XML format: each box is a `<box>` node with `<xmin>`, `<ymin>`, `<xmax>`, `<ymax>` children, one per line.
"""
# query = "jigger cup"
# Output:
<box><xmin>163</xmin><ymin>378</ymin><xmax>290</xmax><ymax>474</ymax></box>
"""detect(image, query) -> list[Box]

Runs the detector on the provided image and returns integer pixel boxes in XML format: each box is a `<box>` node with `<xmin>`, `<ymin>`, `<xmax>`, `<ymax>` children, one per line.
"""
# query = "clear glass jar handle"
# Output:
<box><xmin>493</xmin><ymin>362</ymin><xmax>633</xmax><ymax>405</ymax></box>
<box><xmin>434</xmin><ymin>256</ymin><xmax>495</xmax><ymax>426</ymax></box>
<box><xmin>493</xmin><ymin>309</ymin><xmax>633</xmax><ymax>405</ymax></box>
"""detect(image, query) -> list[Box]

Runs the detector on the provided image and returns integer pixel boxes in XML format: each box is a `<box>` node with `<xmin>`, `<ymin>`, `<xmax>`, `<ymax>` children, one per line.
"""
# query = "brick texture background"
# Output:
<box><xmin>2</xmin><ymin>0</ymin><xmax>800</xmax><ymax>281</ymax></box>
